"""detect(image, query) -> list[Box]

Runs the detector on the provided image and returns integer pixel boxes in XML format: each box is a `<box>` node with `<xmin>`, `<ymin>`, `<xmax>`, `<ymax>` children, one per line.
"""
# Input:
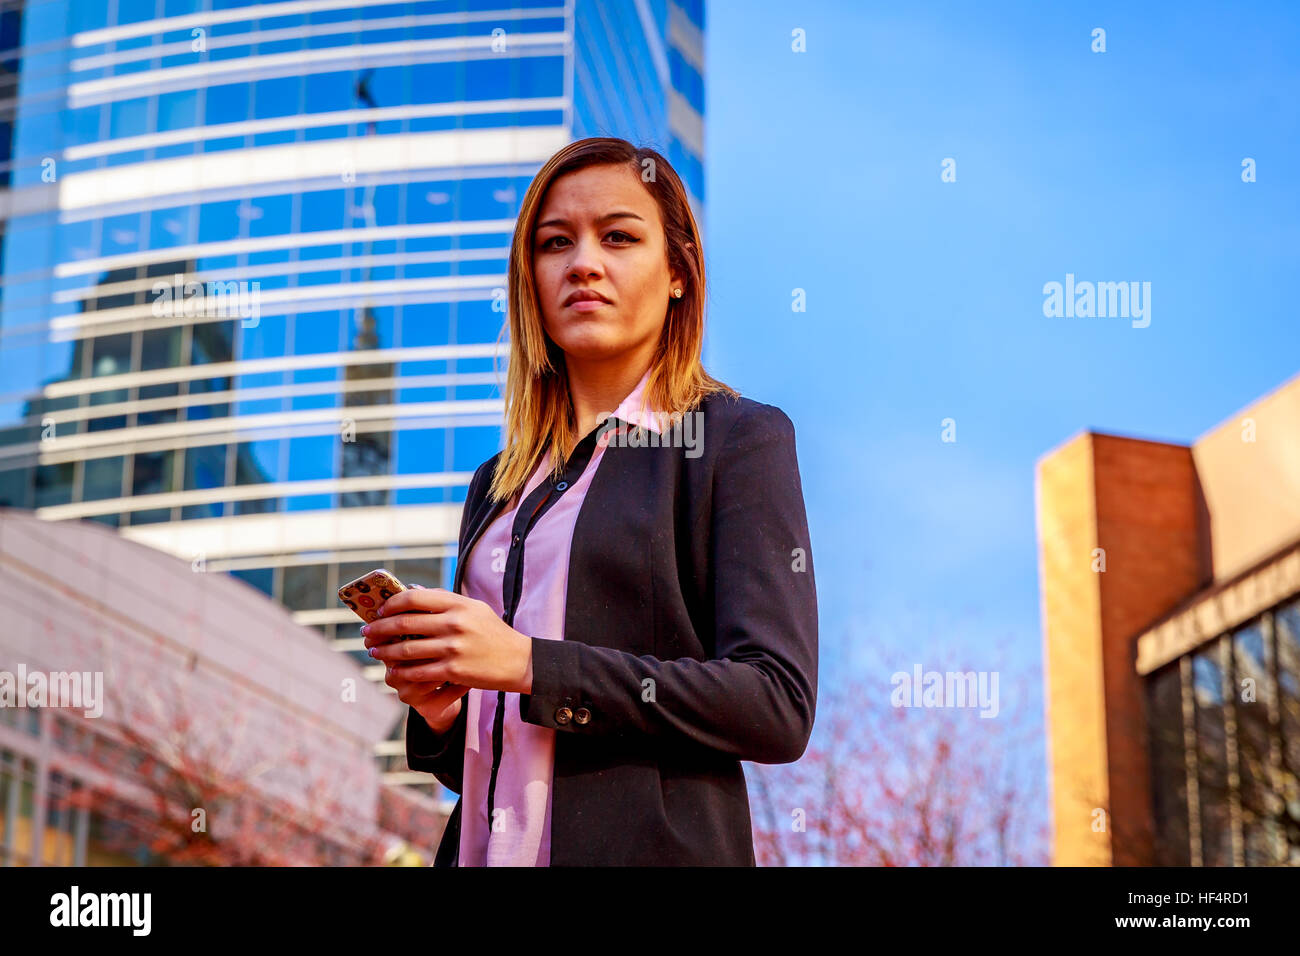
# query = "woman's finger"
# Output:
<box><xmin>418</xmin><ymin>680</ymin><xmax>469</xmax><ymax>704</ymax></box>
<box><xmin>394</xmin><ymin>678</ymin><xmax>467</xmax><ymax>711</ymax></box>
<box><xmin>375</xmin><ymin>585</ymin><xmax>459</xmax><ymax>619</ymax></box>
<box><xmin>384</xmin><ymin>661</ymin><xmax>460</xmax><ymax>691</ymax></box>
<box><xmin>390</xmin><ymin>660</ymin><xmax>453</xmax><ymax>684</ymax></box>
<box><xmin>385</xmin><ymin>664</ymin><xmax>468</xmax><ymax>702</ymax></box>
<box><xmin>368</xmin><ymin>634</ymin><xmax>450</xmax><ymax>661</ymax></box>
<box><xmin>362</xmin><ymin>611</ymin><xmax>455</xmax><ymax>647</ymax></box>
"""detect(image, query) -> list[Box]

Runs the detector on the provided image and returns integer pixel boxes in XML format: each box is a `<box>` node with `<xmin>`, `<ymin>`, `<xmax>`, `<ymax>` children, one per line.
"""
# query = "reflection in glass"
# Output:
<box><xmin>33</xmin><ymin>461</ymin><xmax>73</xmax><ymax>508</ymax></box>
<box><xmin>1232</xmin><ymin>623</ymin><xmax>1277</xmax><ymax>865</ymax></box>
<box><xmin>82</xmin><ymin>455</ymin><xmax>124</xmax><ymax>502</ymax></box>
<box><xmin>231</xmin><ymin>567</ymin><xmax>275</xmax><ymax>599</ymax></box>
<box><xmin>130</xmin><ymin>450</ymin><xmax>176</xmax><ymax>525</ymax></box>
<box><xmin>282</xmin><ymin>564</ymin><xmax>328</xmax><ymax>612</ymax></box>
<box><xmin>1193</xmin><ymin>641</ymin><xmax>1230</xmax><ymax>866</ymax></box>
<box><xmin>1148</xmin><ymin>662</ymin><xmax>1191</xmax><ymax>865</ymax></box>
<box><xmin>1276</xmin><ymin>600</ymin><xmax>1300</xmax><ymax>863</ymax></box>
<box><xmin>182</xmin><ymin>444</ymin><xmax>227</xmax><ymax>520</ymax></box>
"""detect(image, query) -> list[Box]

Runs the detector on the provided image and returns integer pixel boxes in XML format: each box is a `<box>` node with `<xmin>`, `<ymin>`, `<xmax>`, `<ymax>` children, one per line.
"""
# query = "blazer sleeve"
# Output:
<box><xmin>404</xmin><ymin>457</ymin><xmax>490</xmax><ymax>792</ymax></box>
<box><xmin>518</xmin><ymin>402</ymin><xmax>818</xmax><ymax>764</ymax></box>
<box><xmin>405</xmin><ymin>700</ymin><xmax>468</xmax><ymax>793</ymax></box>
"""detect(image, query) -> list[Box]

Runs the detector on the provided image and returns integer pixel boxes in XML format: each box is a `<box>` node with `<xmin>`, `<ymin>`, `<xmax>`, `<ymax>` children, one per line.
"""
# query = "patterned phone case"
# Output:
<box><xmin>338</xmin><ymin>568</ymin><xmax>406</xmax><ymax>624</ymax></box>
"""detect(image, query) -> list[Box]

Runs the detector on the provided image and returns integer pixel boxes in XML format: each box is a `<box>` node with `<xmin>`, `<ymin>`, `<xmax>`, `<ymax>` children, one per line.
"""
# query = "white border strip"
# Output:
<box><xmin>36</xmin><ymin>470</ymin><xmax>474</xmax><ymax>521</ymax></box>
<box><xmin>41</xmin><ymin>343</ymin><xmax>505</xmax><ymax>398</ymax></box>
<box><xmin>32</xmin><ymin>370</ymin><xmax>505</xmax><ymax>428</ymax></box>
<box><xmin>23</xmin><ymin>399</ymin><xmax>506</xmax><ymax>456</ymax></box>
<box><xmin>51</xmin><ymin>275</ymin><xmax>505</xmax><ymax>333</ymax></box>
<box><xmin>50</xmin><ymin>248</ymin><xmax>510</xmax><ymax>305</ymax></box>
<box><xmin>53</xmin><ymin>218</ymin><xmax>517</xmax><ymax>280</ymax></box>
<box><xmin>19</xmin><ymin>412</ymin><xmax>506</xmax><ymax>467</ymax></box>
<box><xmin>71</xmin><ymin>8</ymin><xmax>565</xmax><ymax>72</ymax></box>
<box><xmin>64</xmin><ymin>97</ymin><xmax>566</xmax><ymax>161</ymax></box>
<box><xmin>57</xmin><ymin>127</ymin><xmax>570</xmax><ymax>211</ymax></box>
<box><xmin>115</xmin><ymin>501</ymin><xmax>464</xmax><ymax>561</ymax></box>
<box><xmin>74</xmin><ymin>0</ymin><xmax>457</xmax><ymax>47</ymax></box>
<box><xmin>69</xmin><ymin>34</ymin><xmax>566</xmax><ymax>107</ymax></box>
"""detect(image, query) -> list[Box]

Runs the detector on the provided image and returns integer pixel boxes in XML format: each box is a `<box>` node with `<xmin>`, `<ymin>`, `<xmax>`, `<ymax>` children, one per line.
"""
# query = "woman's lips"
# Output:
<box><xmin>567</xmin><ymin>299</ymin><xmax>610</xmax><ymax>312</ymax></box>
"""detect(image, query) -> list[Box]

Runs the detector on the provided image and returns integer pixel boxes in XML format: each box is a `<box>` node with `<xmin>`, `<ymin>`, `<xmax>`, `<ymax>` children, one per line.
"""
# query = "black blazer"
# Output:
<box><xmin>405</xmin><ymin>389</ymin><xmax>819</xmax><ymax>866</ymax></box>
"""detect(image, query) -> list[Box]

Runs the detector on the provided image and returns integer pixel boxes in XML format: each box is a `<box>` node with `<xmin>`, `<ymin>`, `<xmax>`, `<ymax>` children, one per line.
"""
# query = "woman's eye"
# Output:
<box><xmin>539</xmin><ymin>232</ymin><xmax>638</xmax><ymax>250</ymax></box>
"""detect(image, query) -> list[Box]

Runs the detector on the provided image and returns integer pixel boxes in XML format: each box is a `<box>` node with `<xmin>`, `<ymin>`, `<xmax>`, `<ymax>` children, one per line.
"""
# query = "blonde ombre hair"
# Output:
<box><xmin>486</xmin><ymin>138</ymin><xmax>737</xmax><ymax>505</ymax></box>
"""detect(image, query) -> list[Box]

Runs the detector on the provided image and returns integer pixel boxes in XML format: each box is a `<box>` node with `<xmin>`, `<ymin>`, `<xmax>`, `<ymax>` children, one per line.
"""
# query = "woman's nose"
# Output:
<box><xmin>566</xmin><ymin>240</ymin><xmax>604</xmax><ymax>277</ymax></box>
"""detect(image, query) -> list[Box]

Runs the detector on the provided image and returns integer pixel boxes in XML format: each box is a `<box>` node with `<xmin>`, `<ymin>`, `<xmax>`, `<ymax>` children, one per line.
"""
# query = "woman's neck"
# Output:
<box><xmin>564</xmin><ymin>352</ymin><xmax>655</xmax><ymax>442</ymax></box>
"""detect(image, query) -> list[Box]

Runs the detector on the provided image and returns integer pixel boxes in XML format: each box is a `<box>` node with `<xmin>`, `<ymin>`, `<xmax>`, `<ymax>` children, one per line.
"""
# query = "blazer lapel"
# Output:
<box><xmin>453</xmin><ymin>415</ymin><xmax>644</xmax><ymax>599</ymax></box>
<box><xmin>562</xmin><ymin>416</ymin><xmax>669</xmax><ymax>655</ymax></box>
<box><xmin>453</xmin><ymin>456</ymin><xmax>507</xmax><ymax>595</ymax></box>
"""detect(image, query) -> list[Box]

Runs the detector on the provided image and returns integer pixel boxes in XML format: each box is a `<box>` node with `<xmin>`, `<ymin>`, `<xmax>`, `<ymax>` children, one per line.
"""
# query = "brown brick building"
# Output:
<box><xmin>1036</xmin><ymin>371</ymin><xmax>1300</xmax><ymax>866</ymax></box>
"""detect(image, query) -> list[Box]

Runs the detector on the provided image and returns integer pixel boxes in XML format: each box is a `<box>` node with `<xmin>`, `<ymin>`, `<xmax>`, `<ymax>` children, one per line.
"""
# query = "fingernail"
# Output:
<box><xmin>368</xmin><ymin>647</ymin><xmax>378</xmax><ymax>658</ymax></box>
<box><xmin>360</xmin><ymin>624</ymin><xmax>370</xmax><ymax>635</ymax></box>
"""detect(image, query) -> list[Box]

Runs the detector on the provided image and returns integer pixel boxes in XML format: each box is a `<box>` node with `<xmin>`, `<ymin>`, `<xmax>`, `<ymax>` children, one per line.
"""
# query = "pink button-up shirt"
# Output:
<box><xmin>455</xmin><ymin>366</ymin><xmax>665</xmax><ymax>866</ymax></box>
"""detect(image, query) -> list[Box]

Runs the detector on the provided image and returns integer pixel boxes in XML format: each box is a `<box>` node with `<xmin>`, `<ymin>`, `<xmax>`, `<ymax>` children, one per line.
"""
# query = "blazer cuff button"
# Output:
<box><xmin>573</xmin><ymin>707</ymin><xmax>591</xmax><ymax>725</ymax></box>
<box><xmin>554</xmin><ymin>706</ymin><xmax>573</xmax><ymax>725</ymax></box>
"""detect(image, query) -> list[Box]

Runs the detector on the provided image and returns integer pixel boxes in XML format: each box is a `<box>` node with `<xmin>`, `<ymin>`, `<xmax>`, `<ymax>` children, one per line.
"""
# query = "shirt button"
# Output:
<box><xmin>511</xmin><ymin>533</ymin><xmax>520</xmax><ymax>547</ymax></box>
<box><xmin>555</xmin><ymin>706</ymin><xmax>573</xmax><ymax>725</ymax></box>
<box><xmin>573</xmin><ymin>707</ymin><xmax>591</xmax><ymax>725</ymax></box>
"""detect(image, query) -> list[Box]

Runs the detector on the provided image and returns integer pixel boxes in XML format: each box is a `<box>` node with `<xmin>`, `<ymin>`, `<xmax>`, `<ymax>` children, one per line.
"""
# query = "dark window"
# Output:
<box><xmin>1232</xmin><ymin>623</ymin><xmax>1277</xmax><ymax>865</ymax></box>
<box><xmin>82</xmin><ymin>455</ymin><xmax>124</xmax><ymax>501</ymax></box>
<box><xmin>1148</xmin><ymin>662</ymin><xmax>1190</xmax><ymax>865</ymax></box>
<box><xmin>282</xmin><ymin>564</ymin><xmax>328</xmax><ymax>612</ymax></box>
<box><xmin>230</xmin><ymin>567</ymin><xmax>275</xmax><ymax>599</ymax></box>
<box><xmin>1192</xmin><ymin>640</ymin><xmax>1231</xmax><ymax>866</ymax></box>
<box><xmin>1276</xmin><ymin>599</ymin><xmax>1300</xmax><ymax>863</ymax></box>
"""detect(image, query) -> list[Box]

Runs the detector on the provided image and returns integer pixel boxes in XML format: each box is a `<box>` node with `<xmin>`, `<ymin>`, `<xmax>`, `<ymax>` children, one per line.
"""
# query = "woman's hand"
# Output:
<box><xmin>362</xmin><ymin>585</ymin><xmax>534</xmax><ymax>695</ymax></box>
<box><xmin>385</xmin><ymin>666</ymin><xmax>469</xmax><ymax>735</ymax></box>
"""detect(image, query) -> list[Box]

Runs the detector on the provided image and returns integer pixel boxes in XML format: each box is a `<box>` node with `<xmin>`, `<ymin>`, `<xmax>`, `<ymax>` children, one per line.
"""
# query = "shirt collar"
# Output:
<box><xmin>606</xmin><ymin>364</ymin><xmax>665</xmax><ymax>434</ymax></box>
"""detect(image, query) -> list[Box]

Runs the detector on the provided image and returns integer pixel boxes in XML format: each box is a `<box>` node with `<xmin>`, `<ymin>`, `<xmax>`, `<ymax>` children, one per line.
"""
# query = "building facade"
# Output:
<box><xmin>0</xmin><ymin>0</ymin><xmax>706</xmax><ymax>861</ymax></box>
<box><xmin>0</xmin><ymin>508</ymin><xmax>437</xmax><ymax>866</ymax></box>
<box><xmin>1037</xmin><ymin>371</ymin><xmax>1300</xmax><ymax>866</ymax></box>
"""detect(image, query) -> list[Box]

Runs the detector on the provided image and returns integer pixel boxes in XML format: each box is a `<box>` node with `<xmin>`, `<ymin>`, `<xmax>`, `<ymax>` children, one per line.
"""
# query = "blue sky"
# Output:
<box><xmin>701</xmin><ymin>0</ymin><xmax>1300</xmax><ymax>772</ymax></box>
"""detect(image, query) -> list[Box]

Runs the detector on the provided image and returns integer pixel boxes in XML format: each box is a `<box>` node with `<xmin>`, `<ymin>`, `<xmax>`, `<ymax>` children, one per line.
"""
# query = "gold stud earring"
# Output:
<box><xmin>672</xmin><ymin>288</ymin><xmax>683</xmax><ymax>298</ymax></box>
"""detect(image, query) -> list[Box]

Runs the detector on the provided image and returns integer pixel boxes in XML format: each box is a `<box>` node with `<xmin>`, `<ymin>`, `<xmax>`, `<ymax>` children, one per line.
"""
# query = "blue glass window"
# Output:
<box><xmin>234</xmin><ymin>439</ymin><xmax>283</xmax><ymax>485</ymax></box>
<box><xmin>116</xmin><ymin>0</ymin><xmax>159</xmax><ymax>26</ymax></box>
<box><xmin>293</xmin><ymin>310</ymin><xmax>344</xmax><ymax>356</ymax></box>
<box><xmin>230</xmin><ymin>567</ymin><xmax>275</xmax><ymax>597</ymax></box>
<box><xmin>253</xmin><ymin>76</ymin><xmax>300</xmax><ymax>119</ymax></box>
<box><xmin>199</xmin><ymin>200</ymin><xmax>241</xmax><ymax>243</ymax></box>
<box><xmin>452</xmin><ymin>426</ymin><xmax>502</xmax><ymax>473</ymax></box>
<box><xmin>157</xmin><ymin>89</ymin><xmax>198</xmax><ymax>131</ymax></box>
<box><xmin>246</xmin><ymin>193</ymin><xmax>293</xmax><ymax>238</ymax></box>
<box><xmin>395</xmin><ymin>428</ymin><xmax>447</xmax><ymax>476</ymax></box>
<box><xmin>205</xmin><ymin>82</ymin><xmax>249</xmax><ymax>125</ymax></box>
<box><xmin>68</xmin><ymin>2</ymin><xmax>112</xmax><ymax>33</ymax></box>
<box><xmin>183</xmin><ymin>443</ymin><xmax>227</xmax><ymax>497</ymax></box>
<box><xmin>287</xmin><ymin>434</ymin><xmax>335</xmax><ymax>483</ymax></box>
<box><xmin>149</xmin><ymin>206</ymin><xmax>193</xmax><ymax>248</ymax></box>
<box><xmin>304</xmin><ymin>71</ymin><xmax>352</xmax><ymax>114</ymax></box>
<box><xmin>82</xmin><ymin>456</ymin><xmax>126</xmax><ymax>502</ymax></box>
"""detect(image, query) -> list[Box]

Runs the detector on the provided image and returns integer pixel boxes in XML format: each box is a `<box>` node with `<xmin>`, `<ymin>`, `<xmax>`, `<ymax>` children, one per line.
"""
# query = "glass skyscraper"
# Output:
<box><xmin>0</xmin><ymin>0</ymin><xmax>705</xmax><ymax>799</ymax></box>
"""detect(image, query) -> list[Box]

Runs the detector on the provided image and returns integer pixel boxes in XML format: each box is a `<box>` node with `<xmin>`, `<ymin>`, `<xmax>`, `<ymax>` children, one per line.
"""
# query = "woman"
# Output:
<box><xmin>362</xmin><ymin>137</ymin><xmax>818</xmax><ymax>866</ymax></box>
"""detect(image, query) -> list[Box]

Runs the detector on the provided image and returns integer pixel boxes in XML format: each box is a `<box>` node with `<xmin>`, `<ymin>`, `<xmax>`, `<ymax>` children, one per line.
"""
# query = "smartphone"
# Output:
<box><xmin>340</xmin><ymin>569</ymin><xmax>452</xmax><ymax>692</ymax></box>
<box><xmin>338</xmin><ymin>567</ymin><xmax>407</xmax><ymax>624</ymax></box>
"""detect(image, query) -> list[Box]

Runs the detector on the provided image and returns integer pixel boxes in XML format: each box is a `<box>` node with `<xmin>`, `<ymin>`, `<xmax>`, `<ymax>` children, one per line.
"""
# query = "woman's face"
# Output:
<box><xmin>532</xmin><ymin>163</ymin><xmax>682</xmax><ymax>367</ymax></box>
